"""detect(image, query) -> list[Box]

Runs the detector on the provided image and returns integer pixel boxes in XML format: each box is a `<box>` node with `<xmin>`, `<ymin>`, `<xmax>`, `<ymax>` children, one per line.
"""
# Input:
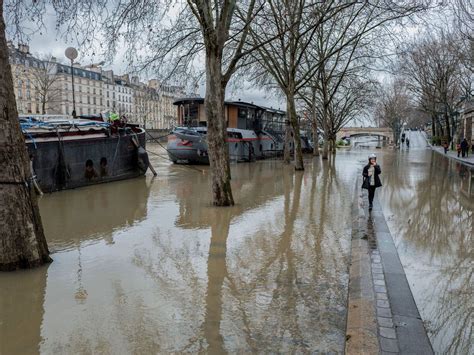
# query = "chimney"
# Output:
<box><xmin>18</xmin><ymin>43</ymin><xmax>30</xmax><ymax>54</ymax></box>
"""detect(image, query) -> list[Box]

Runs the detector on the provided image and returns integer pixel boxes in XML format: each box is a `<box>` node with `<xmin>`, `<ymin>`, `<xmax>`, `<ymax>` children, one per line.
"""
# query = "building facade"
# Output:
<box><xmin>8</xmin><ymin>43</ymin><xmax>184</xmax><ymax>128</ymax></box>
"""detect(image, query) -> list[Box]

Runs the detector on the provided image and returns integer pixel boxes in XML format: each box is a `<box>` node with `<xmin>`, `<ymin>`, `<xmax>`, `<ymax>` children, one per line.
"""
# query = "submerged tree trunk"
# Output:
<box><xmin>283</xmin><ymin>120</ymin><xmax>291</xmax><ymax>164</ymax></box>
<box><xmin>322</xmin><ymin>139</ymin><xmax>329</xmax><ymax>160</ymax></box>
<box><xmin>0</xmin><ymin>4</ymin><xmax>52</xmax><ymax>271</ymax></box>
<box><xmin>205</xmin><ymin>51</ymin><xmax>234</xmax><ymax>206</ymax></box>
<box><xmin>311</xmin><ymin>118</ymin><xmax>319</xmax><ymax>156</ymax></box>
<box><xmin>287</xmin><ymin>94</ymin><xmax>304</xmax><ymax>170</ymax></box>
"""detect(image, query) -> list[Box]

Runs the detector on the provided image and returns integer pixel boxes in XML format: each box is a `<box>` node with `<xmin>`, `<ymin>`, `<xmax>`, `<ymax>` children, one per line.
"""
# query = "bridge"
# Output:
<box><xmin>337</xmin><ymin>127</ymin><xmax>394</xmax><ymax>143</ymax></box>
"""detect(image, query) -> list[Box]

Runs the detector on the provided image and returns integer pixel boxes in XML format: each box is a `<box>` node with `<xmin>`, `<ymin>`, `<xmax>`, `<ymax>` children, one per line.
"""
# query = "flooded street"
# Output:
<box><xmin>376</xmin><ymin>131</ymin><xmax>473</xmax><ymax>354</ymax></box>
<box><xmin>0</xmin><ymin>134</ymin><xmax>472</xmax><ymax>354</ymax></box>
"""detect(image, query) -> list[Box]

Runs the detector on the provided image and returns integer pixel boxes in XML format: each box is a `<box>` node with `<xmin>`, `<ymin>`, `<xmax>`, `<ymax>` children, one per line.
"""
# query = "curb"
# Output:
<box><xmin>345</xmin><ymin>176</ymin><xmax>434</xmax><ymax>354</ymax></box>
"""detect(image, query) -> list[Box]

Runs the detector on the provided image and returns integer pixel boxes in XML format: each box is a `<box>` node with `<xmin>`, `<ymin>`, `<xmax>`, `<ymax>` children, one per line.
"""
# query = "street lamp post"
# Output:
<box><xmin>65</xmin><ymin>47</ymin><xmax>78</xmax><ymax>118</ymax></box>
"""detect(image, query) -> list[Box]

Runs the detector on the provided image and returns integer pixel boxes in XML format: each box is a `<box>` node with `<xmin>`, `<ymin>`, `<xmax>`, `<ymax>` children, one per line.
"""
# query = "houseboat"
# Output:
<box><xmin>168</xmin><ymin>98</ymin><xmax>291</xmax><ymax>164</ymax></box>
<box><xmin>21</xmin><ymin>115</ymin><xmax>149</xmax><ymax>192</ymax></box>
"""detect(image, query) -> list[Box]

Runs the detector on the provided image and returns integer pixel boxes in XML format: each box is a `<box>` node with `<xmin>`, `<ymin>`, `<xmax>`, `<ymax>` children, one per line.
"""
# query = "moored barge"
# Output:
<box><xmin>21</xmin><ymin>115</ymin><xmax>149</xmax><ymax>192</ymax></box>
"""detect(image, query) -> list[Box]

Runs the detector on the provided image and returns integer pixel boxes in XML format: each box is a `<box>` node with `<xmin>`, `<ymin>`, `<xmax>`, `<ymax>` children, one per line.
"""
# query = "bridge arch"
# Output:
<box><xmin>336</xmin><ymin>127</ymin><xmax>394</xmax><ymax>144</ymax></box>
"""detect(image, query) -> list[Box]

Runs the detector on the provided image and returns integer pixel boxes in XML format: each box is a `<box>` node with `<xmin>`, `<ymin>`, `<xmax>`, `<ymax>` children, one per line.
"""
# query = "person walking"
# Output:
<box><xmin>406</xmin><ymin>137</ymin><xmax>410</xmax><ymax>148</ymax></box>
<box><xmin>460</xmin><ymin>138</ymin><xmax>468</xmax><ymax>158</ymax></box>
<box><xmin>456</xmin><ymin>142</ymin><xmax>462</xmax><ymax>157</ymax></box>
<box><xmin>362</xmin><ymin>153</ymin><xmax>382</xmax><ymax>211</ymax></box>
<box><xmin>443</xmin><ymin>141</ymin><xmax>449</xmax><ymax>154</ymax></box>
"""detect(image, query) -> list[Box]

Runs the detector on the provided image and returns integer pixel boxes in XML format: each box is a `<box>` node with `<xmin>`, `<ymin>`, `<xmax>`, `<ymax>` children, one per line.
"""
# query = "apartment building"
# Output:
<box><xmin>132</xmin><ymin>78</ymin><xmax>185</xmax><ymax>130</ymax></box>
<box><xmin>8</xmin><ymin>43</ymin><xmax>184</xmax><ymax>128</ymax></box>
<box><xmin>9</xmin><ymin>42</ymin><xmax>56</xmax><ymax>115</ymax></box>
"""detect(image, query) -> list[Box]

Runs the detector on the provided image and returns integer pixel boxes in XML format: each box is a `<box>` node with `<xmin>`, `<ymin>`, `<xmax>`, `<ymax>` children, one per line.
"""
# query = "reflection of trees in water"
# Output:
<box><xmin>380</xmin><ymin>152</ymin><xmax>472</xmax><ymax>354</ymax></box>
<box><xmin>131</xmin><ymin>159</ymin><xmax>352</xmax><ymax>352</ymax></box>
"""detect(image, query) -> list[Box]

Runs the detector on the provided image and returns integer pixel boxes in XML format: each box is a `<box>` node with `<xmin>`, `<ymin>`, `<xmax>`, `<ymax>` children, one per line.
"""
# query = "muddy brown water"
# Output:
<box><xmin>0</xmin><ymin>133</ymin><xmax>471</xmax><ymax>354</ymax></box>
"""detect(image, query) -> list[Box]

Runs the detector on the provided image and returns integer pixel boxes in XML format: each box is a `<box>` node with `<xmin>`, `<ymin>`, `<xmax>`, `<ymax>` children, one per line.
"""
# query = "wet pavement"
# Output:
<box><xmin>0</xmin><ymin>133</ymin><xmax>472</xmax><ymax>354</ymax></box>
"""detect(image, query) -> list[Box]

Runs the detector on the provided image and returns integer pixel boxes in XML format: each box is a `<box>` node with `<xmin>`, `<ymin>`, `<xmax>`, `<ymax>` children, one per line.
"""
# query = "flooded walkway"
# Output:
<box><xmin>1</xmin><ymin>148</ymin><xmax>359</xmax><ymax>354</ymax></box>
<box><xmin>0</xmin><ymin>135</ymin><xmax>471</xmax><ymax>354</ymax></box>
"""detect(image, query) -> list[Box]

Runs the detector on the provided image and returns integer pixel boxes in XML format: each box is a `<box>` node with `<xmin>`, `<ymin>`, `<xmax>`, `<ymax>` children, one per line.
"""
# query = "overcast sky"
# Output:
<box><xmin>11</xmin><ymin>9</ymin><xmax>286</xmax><ymax>109</ymax></box>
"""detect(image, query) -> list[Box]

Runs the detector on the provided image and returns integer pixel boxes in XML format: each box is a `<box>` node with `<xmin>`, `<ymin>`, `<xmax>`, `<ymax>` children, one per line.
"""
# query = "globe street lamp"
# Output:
<box><xmin>65</xmin><ymin>47</ymin><xmax>78</xmax><ymax>118</ymax></box>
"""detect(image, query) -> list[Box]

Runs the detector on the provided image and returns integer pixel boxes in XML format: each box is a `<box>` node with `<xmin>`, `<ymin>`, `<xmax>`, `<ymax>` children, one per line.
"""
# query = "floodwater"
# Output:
<box><xmin>376</xmin><ymin>131</ymin><xmax>473</xmax><ymax>355</ymax></box>
<box><xmin>0</xmin><ymin>135</ymin><xmax>471</xmax><ymax>354</ymax></box>
<box><xmin>1</xmin><ymin>146</ymin><xmax>359</xmax><ymax>354</ymax></box>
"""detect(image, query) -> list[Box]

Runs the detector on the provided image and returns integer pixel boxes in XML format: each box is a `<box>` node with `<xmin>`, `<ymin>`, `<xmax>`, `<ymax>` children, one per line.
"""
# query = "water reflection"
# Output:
<box><xmin>39</xmin><ymin>177</ymin><xmax>152</xmax><ymax>251</ymax></box>
<box><xmin>378</xmin><ymin>149</ymin><xmax>473</xmax><ymax>354</ymax></box>
<box><xmin>1</xmin><ymin>148</ymin><xmax>356</xmax><ymax>353</ymax></box>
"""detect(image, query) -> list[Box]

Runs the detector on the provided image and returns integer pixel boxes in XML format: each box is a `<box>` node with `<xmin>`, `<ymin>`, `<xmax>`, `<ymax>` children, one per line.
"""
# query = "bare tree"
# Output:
<box><xmin>248</xmin><ymin>1</ymin><xmax>359</xmax><ymax>170</ymax></box>
<box><xmin>374</xmin><ymin>78</ymin><xmax>412</xmax><ymax>144</ymax></box>
<box><xmin>399</xmin><ymin>30</ymin><xmax>465</xmax><ymax>142</ymax></box>
<box><xmin>30</xmin><ymin>57</ymin><xmax>61</xmax><ymax>114</ymax></box>
<box><xmin>0</xmin><ymin>0</ymin><xmax>51</xmax><ymax>271</ymax></box>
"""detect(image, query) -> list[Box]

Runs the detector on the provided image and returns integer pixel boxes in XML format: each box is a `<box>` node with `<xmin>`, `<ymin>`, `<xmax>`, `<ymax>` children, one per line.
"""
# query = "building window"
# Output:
<box><xmin>93</xmin><ymin>97</ymin><xmax>96</xmax><ymax>105</ymax></box>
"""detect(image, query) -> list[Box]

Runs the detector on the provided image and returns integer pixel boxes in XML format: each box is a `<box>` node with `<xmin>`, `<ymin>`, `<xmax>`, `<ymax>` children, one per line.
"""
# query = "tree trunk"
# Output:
<box><xmin>331</xmin><ymin>134</ymin><xmax>336</xmax><ymax>154</ymax></box>
<box><xmin>287</xmin><ymin>94</ymin><xmax>304</xmax><ymax>170</ymax></box>
<box><xmin>322</xmin><ymin>139</ymin><xmax>329</xmax><ymax>160</ymax></box>
<box><xmin>311</xmin><ymin>111</ymin><xmax>319</xmax><ymax>157</ymax></box>
<box><xmin>0</xmin><ymin>4</ymin><xmax>52</xmax><ymax>271</ymax></box>
<box><xmin>431</xmin><ymin>114</ymin><xmax>436</xmax><ymax>137</ymax></box>
<box><xmin>205</xmin><ymin>51</ymin><xmax>234</xmax><ymax>206</ymax></box>
<box><xmin>444</xmin><ymin>110</ymin><xmax>451</xmax><ymax>142</ymax></box>
<box><xmin>42</xmin><ymin>99</ymin><xmax>46</xmax><ymax>115</ymax></box>
<box><xmin>283</xmin><ymin>120</ymin><xmax>291</xmax><ymax>164</ymax></box>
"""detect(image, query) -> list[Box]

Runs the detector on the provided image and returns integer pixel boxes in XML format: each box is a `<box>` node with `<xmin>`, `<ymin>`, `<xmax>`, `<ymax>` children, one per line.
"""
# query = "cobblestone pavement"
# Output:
<box><xmin>346</xmin><ymin>177</ymin><xmax>434</xmax><ymax>355</ymax></box>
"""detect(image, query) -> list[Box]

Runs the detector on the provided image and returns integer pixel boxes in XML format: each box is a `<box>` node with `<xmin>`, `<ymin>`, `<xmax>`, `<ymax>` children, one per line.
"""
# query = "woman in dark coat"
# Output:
<box><xmin>362</xmin><ymin>153</ymin><xmax>382</xmax><ymax>210</ymax></box>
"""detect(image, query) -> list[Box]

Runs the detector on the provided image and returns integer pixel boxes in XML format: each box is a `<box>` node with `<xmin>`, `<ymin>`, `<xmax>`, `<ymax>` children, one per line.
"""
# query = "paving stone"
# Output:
<box><xmin>380</xmin><ymin>337</ymin><xmax>399</xmax><ymax>353</ymax></box>
<box><xmin>374</xmin><ymin>279</ymin><xmax>385</xmax><ymax>286</ymax></box>
<box><xmin>377</xmin><ymin>307</ymin><xmax>392</xmax><ymax>318</ymax></box>
<box><xmin>376</xmin><ymin>292</ymin><xmax>388</xmax><ymax>300</ymax></box>
<box><xmin>372</xmin><ymin>268</ymin><xmax>384</xmax><ymax>274</ymax></box>
<box><xmin>381</xmin><ymin>351</ymin><xmax>399</xmax><ymax>355</ymax></box>
<box><xmin>380</xmin><ymin>326</ymin><xmax>397</xmax><ymax>339</ymax></box>
<box><xmin>373</xmin><ymin>273</ymin><xmax>385</xmax><ymax>280</ymax></box>
<box><xmin>374</xmin><ymin>285</ymin><xmax>387</xmax><ymax>293</ymax></box>
<box><xmin>377</xmin><ymin>300</ymin><xmax>390</xmax><ymax>308</ymax></box>
<box><xmin>378</xmin><ymin>316</ymin><xmax>393</xmax><ymax>328</ymax></box>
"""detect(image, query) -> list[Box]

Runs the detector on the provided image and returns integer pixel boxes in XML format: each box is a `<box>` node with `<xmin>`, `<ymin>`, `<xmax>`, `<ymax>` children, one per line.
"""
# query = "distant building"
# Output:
<box><xmin>8</xmin><ymin>42</ymin><xmax>54</xmax><ymax>115</ymax></box>
<box><xmin>53</xmin><ymin>62</ymin><xmax>104</xmax><ymax>116</ymax></box>
<box><xmin>132</xmin><ymin>78</ymin><xmax>185</xmax><ymax>130</ymax></box>
<box><xmin>8</xmin><ymin>43</ymin><xmax>184</xmax><ymax>128</ymax></box>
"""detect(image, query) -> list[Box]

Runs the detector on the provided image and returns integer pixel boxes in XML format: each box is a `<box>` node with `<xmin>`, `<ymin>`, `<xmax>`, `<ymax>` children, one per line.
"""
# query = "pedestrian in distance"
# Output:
<box><xmin>443</xmin><ymin>141</ymin><xmax>449</xmax><ymax>154</ymax></box>
<box><xmin>362</xmin><ymin>153</ymin><xmax>382</xmax><ymax>211</ymax></box>
<box><xmin>456</xmin><ymin>142</ymin><xmax>462</xmax><ymax>157</ymax></box>
<box><xmin>460</xmin><ymin>138</ymin><xmax>468</xmax><ymax>158</ymax></box>
<box><xmin>406</xmin><ymin>137</ymin><xmax>410</xmax><ymax>148</ymax></box>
